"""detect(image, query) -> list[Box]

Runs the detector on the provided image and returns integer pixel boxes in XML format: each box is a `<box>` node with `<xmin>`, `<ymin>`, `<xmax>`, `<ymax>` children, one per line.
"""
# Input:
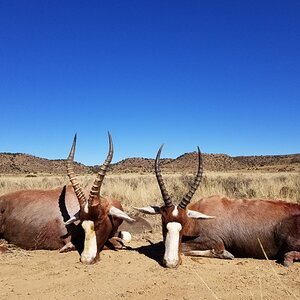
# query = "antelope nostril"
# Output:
<box><xmin>162</xmin><ymin>259</ymin><xmax>167</xmax><ymax>267</ymax></box>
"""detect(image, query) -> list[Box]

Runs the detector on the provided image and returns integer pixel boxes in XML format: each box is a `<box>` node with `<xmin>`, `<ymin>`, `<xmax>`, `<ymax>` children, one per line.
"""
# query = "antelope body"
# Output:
<box><xmin>135</xmin><ymin>146</ymin><xmax>300</xmax><ymax>268</ymax></box>
<box><xmin>0</xmin><ymin>186</ymin><xmax>124</xmax><ymax>250</ymax></box>
<box><xmin>0</xmin><ymin>133</ymin><xmax>135</xmax><ymax>264</ymax></box>
<box><xmin>0</xmin><ymin>186</ymin><xmax>79</xmax><ymax>250</ymax></box>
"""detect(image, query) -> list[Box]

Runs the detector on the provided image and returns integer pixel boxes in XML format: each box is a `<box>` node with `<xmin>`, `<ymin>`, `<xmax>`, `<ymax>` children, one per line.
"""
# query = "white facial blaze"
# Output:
<box><xmin>172</xmin><ymin>205</ymin><xmax>179</xmax><ymax>217</ymax></box>
<box><xmin>164</xmin><ymin>222</ymin><xmax>182</xmax><ymax>268</ymax></box>
<box><xmin>84</xmin><ymin>202</ymin><xmax>89</xmax><ymax>214</ymax></box>
<box><xmin>80</xmin><ymin>220</ymin><xmax>97</xmax><ymax>264</ymax></box>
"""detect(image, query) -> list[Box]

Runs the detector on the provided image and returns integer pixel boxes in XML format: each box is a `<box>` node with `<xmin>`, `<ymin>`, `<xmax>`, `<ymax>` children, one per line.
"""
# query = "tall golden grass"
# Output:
<box><xmin>0</xmin><ymin>172</ymin><xmax>299</xmax><ymax>212</ymax></box>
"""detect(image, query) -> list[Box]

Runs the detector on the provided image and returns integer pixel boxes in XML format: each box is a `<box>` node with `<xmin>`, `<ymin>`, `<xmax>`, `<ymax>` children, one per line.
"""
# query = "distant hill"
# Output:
<box><xmin>160</xmin><ymin>152</ymin><xmax>300</xmax><ymax>173</ymax></box>
<box><xmin>0</xmin><ymin>153</ymin><xmax>91</xmax><ymax>175</ymax></box>
<box><xmin>0</xmin><ymin>151</ymin><xmax>299</xmax><ymax>175</ymax></box>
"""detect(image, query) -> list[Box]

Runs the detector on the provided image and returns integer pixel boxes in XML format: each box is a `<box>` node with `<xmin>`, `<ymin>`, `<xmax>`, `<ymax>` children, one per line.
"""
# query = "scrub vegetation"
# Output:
<box><xmin>1</xmin><ymin>172</ymin><xmax>299</xmax><ymax>209</ymax></box>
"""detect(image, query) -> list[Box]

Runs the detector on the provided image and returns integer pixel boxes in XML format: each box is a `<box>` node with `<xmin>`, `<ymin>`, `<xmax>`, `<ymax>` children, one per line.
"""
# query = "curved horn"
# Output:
<box><xmin>88</xmin><ymin>131</ymin><xmax>113</xmax><ymax>206</ymax></box>
<box><xmin>67</xmin><ymin>134</ymin><xmax>87</xmax><ymax>208</ymax></box>
<box><xmin>155</xmin><ymin>145</ymin><xmax>173</xmax><ymax>207</ymax></box>
<box><xmin>179</xmin><ymin>147</ymin><xmax>203</xmax><ymax>209</ymax></box>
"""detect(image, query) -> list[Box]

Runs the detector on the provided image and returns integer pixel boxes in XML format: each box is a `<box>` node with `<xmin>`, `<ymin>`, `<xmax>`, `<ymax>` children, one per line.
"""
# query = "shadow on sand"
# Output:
<box><xmin>128</xmin><ymin>240</ymin><xmax>165</xmax><ymax>266</ymax></box>
<box><xmin>58</xmin><ymin>186</ymin><xmax>85</xmax><ymax>254</ymax></box>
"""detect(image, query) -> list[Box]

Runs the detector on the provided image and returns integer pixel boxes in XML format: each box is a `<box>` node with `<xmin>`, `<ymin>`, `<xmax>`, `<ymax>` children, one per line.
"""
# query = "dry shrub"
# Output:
<box><xmin>0</xmin><ymin>172</ymin><xmax>299</xmax><ymax>211</ymax></box>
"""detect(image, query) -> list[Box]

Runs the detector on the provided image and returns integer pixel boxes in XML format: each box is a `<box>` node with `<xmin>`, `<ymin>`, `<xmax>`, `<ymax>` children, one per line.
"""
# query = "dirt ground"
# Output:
<box><xmin>1</xmin><ymin>233</ymin><xmax>299</xmax><ymax>300</ymax></box>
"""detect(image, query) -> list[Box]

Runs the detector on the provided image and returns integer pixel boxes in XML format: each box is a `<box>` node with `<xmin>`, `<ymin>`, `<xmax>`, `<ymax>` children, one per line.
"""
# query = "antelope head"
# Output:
<box><xmin>135</xmin><ymin>145</ymin><xmax>214</xmax><ymax>268</ymax></box>
<box><xmin>66</xmin><ymin>132</ymin><xmax>135</xmax><ymax>264</ymax></box>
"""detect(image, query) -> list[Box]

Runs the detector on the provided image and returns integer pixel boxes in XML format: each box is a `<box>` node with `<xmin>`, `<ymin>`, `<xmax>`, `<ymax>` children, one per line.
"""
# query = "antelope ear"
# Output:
<box><xmin>109</xmin><ymin>206</ymin><xmax>136</xmax><ymax>223</ymax></box>
<box><xmin>64</xmin><ymin>210</ymin><xmax>80</xmax><ymax>225</ymax></box>
<box><xmin>133</xmin><ymin>206</ymin><xmax>161</xmax><ymax>215</ymax></box>
<box><xmin>187</xmin><ymin>209</ymin><xmax>215</xmax><ymax>219</ymax></box>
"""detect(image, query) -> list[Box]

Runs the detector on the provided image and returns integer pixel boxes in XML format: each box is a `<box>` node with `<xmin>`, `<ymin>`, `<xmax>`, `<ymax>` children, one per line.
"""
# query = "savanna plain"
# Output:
<box><xmin>1</xmin><ymin>172</ymin><xmax>299</xmax><ymax>300</ymax></box>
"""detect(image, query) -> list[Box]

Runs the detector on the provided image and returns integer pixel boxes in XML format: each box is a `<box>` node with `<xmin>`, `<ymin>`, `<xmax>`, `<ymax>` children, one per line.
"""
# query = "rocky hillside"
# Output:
<box><xmin>160</xmin><ymin>152</ymin><xmax>300</xmax><ymax>173</ymax></box>
<box><xmin>0</xmin><ymin>151</ymin><xmax>299</xmax><ymax>175</ymax></box>
<box><xmin>111</xmin><ymin>157</ymin><xmax>172</xmax><ymax>173</ymax></box>
<box><xmin>0</xmin><ymin>153</ymin><xmax>91</xmax><ymax>175</ymax></box>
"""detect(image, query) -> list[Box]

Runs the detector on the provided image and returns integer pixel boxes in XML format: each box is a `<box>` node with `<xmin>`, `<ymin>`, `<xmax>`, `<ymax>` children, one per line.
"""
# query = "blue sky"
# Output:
<box><xmin>0</xmin><ymin>1</ymin><xmax>299</xmax><ymax>165</ymax></box>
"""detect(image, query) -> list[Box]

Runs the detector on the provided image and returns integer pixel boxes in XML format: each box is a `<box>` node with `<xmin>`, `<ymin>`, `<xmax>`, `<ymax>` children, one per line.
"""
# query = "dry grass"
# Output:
<box><xmin>0</xmin><ymin>172</ymin><xmax>299</xmax><ymax>213</ymax></box>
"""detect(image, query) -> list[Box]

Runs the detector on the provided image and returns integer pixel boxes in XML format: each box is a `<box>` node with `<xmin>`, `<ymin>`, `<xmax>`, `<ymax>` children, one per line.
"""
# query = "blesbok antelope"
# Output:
<box><xmin>0</xmin><ymin>133</ymin><xmax>135</xmax><ymax>264</ymax></box>
<box><xmin>135</xmin><ymin>145</ymin><xmax>300</xmax><ymax>268</ymax></box>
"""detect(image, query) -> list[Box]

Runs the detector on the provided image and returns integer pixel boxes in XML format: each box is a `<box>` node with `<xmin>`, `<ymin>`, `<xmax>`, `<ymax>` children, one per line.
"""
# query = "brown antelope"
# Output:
<box><xmin>0</xmin><ymin>133</ymin><xmax>135</xmax><ymax>264</ymax></box>
<box><xmin>135</xmin><ymin>145</ymin><xmax>300</xmax><ymax>268</ymax></box>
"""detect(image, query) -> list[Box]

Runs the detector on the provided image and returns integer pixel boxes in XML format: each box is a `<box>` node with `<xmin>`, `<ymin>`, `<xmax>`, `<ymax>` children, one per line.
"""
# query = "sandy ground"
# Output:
<box><xmin>1</xmin><ymin>233</ymin><xmax>299</xmax><ymax>300</ymax></box>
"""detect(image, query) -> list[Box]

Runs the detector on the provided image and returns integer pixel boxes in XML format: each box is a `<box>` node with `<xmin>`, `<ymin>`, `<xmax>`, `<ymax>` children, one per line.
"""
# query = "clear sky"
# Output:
<box><xmin>0</xmin><ymin>1</ymin><xmax>299</xmax><ymax>165</ymax></box>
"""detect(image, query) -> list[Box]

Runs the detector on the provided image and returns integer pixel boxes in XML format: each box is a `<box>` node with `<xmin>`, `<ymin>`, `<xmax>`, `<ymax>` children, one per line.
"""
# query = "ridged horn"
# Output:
<box><xmin>178</xmin><ymin>147</ymin><xmax>203</xmax><ymax>209</ymax></box>
<box><xmin>88</xmin><ymin>132</ymin><xmax>113</xmax><ymax>206</ymax></box>
<box><xmin>67</xmin><ymin>134</ymin><xmax>87</xmax><ymax>209</ymax></box>
<box><xmin>155</xmin><ymin>145</ymin><xmax>173</xmax><ymax>207</ymax></box>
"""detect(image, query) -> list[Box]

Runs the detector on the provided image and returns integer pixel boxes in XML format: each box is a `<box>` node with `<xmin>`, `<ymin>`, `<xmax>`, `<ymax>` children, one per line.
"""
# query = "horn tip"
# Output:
<box><xmin>157</xmin><ymin>144</ymin><xmax>164</xmax><ymax>158</ymax></box>
<box><xmin>73</xmin><ymin>133</ymin><xmax>77</xmax><ymax>145</ymax></box>
<box><xmin>107</xmin><ymin>130</ymin><xmax>113</xmax><ymax>153</ymax></box>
